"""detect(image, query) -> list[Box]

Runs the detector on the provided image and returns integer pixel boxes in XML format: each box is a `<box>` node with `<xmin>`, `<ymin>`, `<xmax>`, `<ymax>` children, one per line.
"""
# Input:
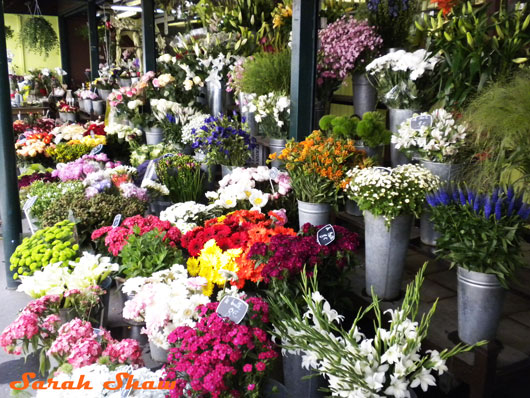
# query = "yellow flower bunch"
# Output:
<box><xmin>187</xmin><ymin>239</ymin><xmax>242</xmax><ymax>296</ymax></box>
<box><xmin>80</xmin><ymin>135</ymin><xmax>106</xmax><ymax>147</ymax></box>
<box><xmin>273</xmin><ymin>2</ymin><xmax>293</xmax><ymax>29</ymax></box>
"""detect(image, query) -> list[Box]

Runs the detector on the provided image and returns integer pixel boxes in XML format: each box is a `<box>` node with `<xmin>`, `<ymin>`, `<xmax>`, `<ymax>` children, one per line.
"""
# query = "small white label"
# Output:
<box><xmin>54</xmin><ymin>135</ymin><xmax>62</xmax><ymax>145</ymax></box>
<box><xmin>410</xmin><ymin>115</ymin><xmax>433</xmax><ymax>131</ymax></box>
<box><xmin>112</xmin><ymin>214</ymin><xmax>122</xmax><ymax>228</ymax></box>
<box><xmin>90</xmin><ymin>144</ymin><xmax>103</xmax><ymax>155</ymax></box>
<box><xmin>269</xmin><ymin>167</ymin><xmax>280</xmax><ymax>180</ymax></box>
<box><xmin>23</xmin><ymin>196</ymin><xmax>37</xmax><ymax>212</ymax></box>
<box><xmin>141</xmin><ymin>160</ymin><xmax>156</xmax><ymax>187</ymax></box>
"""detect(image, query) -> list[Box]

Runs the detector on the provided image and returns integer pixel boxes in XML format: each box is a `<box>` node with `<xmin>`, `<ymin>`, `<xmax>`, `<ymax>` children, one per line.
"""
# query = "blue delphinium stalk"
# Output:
<box><xmin>473</xmin><ymin>194</ymin><xmax>482</xmax><ymax>214</ymax></box>
<box><xmin>494</xmin><ymin>199</ymin><xmax>503</xmax><ymax>220</ymax></box>
<box><xmin>507</xmin><ymin>196</ymin><xmax>516</xmax><ymax>217</ymax></box>
<box><xmin>458</xmin><ymin>189</ymin><xmax>467</xmax><ymax>206</ymax></box>
<box><xmin>437</xmin><ymin>189</ymin><xmax>451</xmax><ymax>205</ymax></box>
<box><xmin>467</xmin><ymin>190</ymin><xmax>476</xmax><ymax>206</ymax></box>
<box><xmin>483</xmin><ymin>195</ymin><xmax>492</xmax><ymax>219</ymax></box>
<box><xmin>426</xmin><ymin>193</ymin><xmax>439</xmax><ymax>207</ymax></box>
<box><xmin>517</xmin><ymin>204</ymin><xmax>530</xmax><ymax>220</ymax></box>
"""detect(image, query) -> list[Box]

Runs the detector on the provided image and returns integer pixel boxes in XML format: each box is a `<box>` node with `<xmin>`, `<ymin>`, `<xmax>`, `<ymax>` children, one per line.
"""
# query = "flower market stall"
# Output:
<box><xmin>0</xmin><ymin>0</ymin><xmax>529</xmax><ymax>397</ymax></box>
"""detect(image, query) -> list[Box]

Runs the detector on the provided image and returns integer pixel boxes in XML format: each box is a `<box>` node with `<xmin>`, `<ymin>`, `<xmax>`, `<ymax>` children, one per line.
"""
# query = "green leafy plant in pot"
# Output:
<box><xmin>155</xmin><ymin>153</ymin><xmax>205</xmax><ymax>203</ymax></box>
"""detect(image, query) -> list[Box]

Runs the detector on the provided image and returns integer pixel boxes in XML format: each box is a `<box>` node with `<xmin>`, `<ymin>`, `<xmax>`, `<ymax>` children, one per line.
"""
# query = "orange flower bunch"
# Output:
<box><xmin>271</xmin><ymin>130</ymin><xmax>368</xmax><ymax>203</ymax></box>
<box><xmin>182</xmin><ymin>209</ymin><xmax>295</xmax><ymax>290</ymax></box>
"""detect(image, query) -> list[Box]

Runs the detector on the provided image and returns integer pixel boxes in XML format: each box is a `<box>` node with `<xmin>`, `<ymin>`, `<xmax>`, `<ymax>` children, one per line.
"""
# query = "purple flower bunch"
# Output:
<box><xmin>192</xmin><ymin>113</ymin><xmax>256</xmax><ymax>166</ymax></box>
<box><xmin>52</xmin><ymin>153</ymin><xmax>121</xmax><ymax>182</ymax></box>
<box><xmin>318</xmin><ymin>15</ymin><xmax>383</xmax><ymax>84</ymax></box>
<box><xmin>427</xmin><ymin>186</ymin><xmax>530</xmax><ymax>221</ymax></box>
<box><xmin>249</xmin><ymin>223</ymin><xmax>359</xmax><ymax>282</ymax></box>
<box><xmin>18</xmin><ymin>172</ymin><xmax>57</xmax><ymax>189</ymax></box>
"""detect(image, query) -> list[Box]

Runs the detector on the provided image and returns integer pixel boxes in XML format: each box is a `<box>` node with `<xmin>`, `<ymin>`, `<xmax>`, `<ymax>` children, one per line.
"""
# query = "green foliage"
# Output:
<box><xmin>118</xmin><ymin>228</ymin><xmax>185</xmax><ymax>278</ymax></box>
<box><xmin>463</xmin><ymin>70</ymin><xmax>530</xmax><ymax>198</ymax></box>
<box><xmin>419</xmin><ymin>2</ymin><xmax>530</xmax><ymax>109</ymax></box>
<box><xmin>47</xmin><ymin>143</ymin><xmax>92</xmax><ymax>164</ymax></box>
<box><xmin>240</xmin><ymin>49</ymin><xmax>291</xmax><ymax>95</ymax></box>
<box><xmin>5</xmin><ymin>25</ymin><xmax>13</xmax><ymax>40</ymax></box>
<box><xmin>356</xmin><ymin>111</ymin><xmax>391</xmax><ymax>147</ymax></box>
<box><xmin>319</xmin><ymin>115</ymin><xmax>358</xmax><ymax>139</ymax></box>
<box><xmin>41</xmin><ymin>192</ymin><xmax>147</xmax><ymax>245</ymax></box>
<box><xmin>193</xmin><ymin>0</ymin><xmax>279</xmax><ymax>54</ymax></box>
<box><xmin>9</xmin><ymin>221</ymin><xmax>79</xmax><ymax>279</ymax></box>
<box><xmin>22</xmin><ymin>181</ymin><xmax>85</xmax><ymax>223</ymax></box>
<box><xmin>430</xmin><ymin>196</ymin><xmax>527</xmax><ymax>287</ymax></box>
<box><xmin>156</xmin><ymin>154</ymin><xmax>205</xmax><ymax>203</ymax></box>
<box><xmin>319</xmin><ymin>112</ymin><xmax>390</xmax><ymax>147</ymax></box>
<box><xmin>19</xmin><ymin>16</ymin><xmax>58</xmax><ymax>58</ymax></box>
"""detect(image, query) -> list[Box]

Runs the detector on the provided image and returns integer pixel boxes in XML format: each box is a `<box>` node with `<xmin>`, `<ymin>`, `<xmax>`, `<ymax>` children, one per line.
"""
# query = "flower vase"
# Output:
<box><xmin>59</xmin><ymin>112</ymin><xmax>76</xmax><ymax>123</ymax></box>
<box><xmin>345</xmin><ymin>199</ymin><xmax>362</xmax><ymax>216</ymax></box>
<box><xmin>149</xmin><ymin>340</ymin><xmax>169</xmax><ymax>363</ymax></box>
<box><xmin>239</xmin><ymin>92</ymin><xmax>258</xmax><ymax>136</ymax></box>
<box><xmin>353</xmin><ymin>73</ymin><xmax>377</xmax><ymax>118</ymax></box>
<box><xmin>388</xmin><ymin>108</ymin><xmax>416</xmax><ymax>167</ymax></box>
<box><xmin>82</xmin><ymin>99</ymin><xmax>93</xmax><ymax>114</ymax></box>
<box><xmin>92</xmin><ymin>100</ymin><xmax>105</xmax><ymax>116</ymax></box>
<box><xmin>457</xmin><ymin>267</ymin><xmax>506</xmax><ymax>345</ymax></box>
<box><xmin>145</xmin><ymin>126</ymin><xmax>164</xmax><ymax>145</ymax></box>
<box><xmin>221</xmin><ymin>165</ymin><xmax>237</xmax><ymax>178</ymax></box>
<box><xmin>99</xmin><ymin>276</ymin><xmax>113</xmax><ymax>327</ymax></box>
<box><xmin>268</xmin><ymin>138</ymin><xmax>286</xmax><ymax>168</ymax></box>
<box><xmin>282</xmin><ymin>352</ymin><xmax>326</xmax><ymax>398</ymax></box>
<box><xmin>119</xmin><ymin>77</ymin><xmax>132</xmax><ymax>87</ymax></box>
<box><xmin>149</xmin><ymin>199</ymin><xmax>172</xmax><ymax>217</ymax></box>
<box><xmin>98</xmin><ymin>89</ymin><xmax>111</xmax><ymax>101</ymax></box>
<box><xmin>59</xmin><ymin>308</ymin><xmax>77</xmax><ymax>323</ymax></box>
<box><xmin>364</xmin><ymin>211</ymin><xmax>413</xmax><ymax>300</ymax></box>
<box><xmin>297</xmin><ymin>200</ymin><xmax>330</xmax><ymax>229</ymax></box>
<box><xmin>419</xmin><ymin>160</ymin><xmax>464</xmax><ymax>246</ymax></box>
<box><xmin>206</xmin><ymin>80</ymin><xmax>228</xmax><ymax>116</ymax></box>
<box><xmin>355</xmin><ymin>140</ymin><xmax>384</xmax><ymax>164</ymax></box>
<box><xmin>313</xmin><ymin>100</ymin><xmax>331</xmax><ymax>130</ymax></box>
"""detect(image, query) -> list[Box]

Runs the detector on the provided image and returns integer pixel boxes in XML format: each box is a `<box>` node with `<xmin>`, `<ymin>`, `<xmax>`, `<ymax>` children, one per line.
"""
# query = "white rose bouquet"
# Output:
<box><xmin>160</xmin><ymin>201</ymin><xmax>222</xmax><ymax>234</ymax></box>
<box><xmin>366</xmin><ymin>49</ymin><xmax>440</xmax><ymax>109</ymax></box>
<box><xmin>393</xmin><ymin>109</ymin><xmax>468</xmax><ymax>162</ymax></box>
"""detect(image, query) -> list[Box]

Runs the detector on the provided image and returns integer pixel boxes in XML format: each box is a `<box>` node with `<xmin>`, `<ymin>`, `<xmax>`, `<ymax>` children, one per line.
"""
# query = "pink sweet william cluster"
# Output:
<box><xmin>163</xmin><ymin>297</ymin><xmax>278</xmax><ymax>398</ymax></box>
<box><xmin>48</xmin><ymin>318</ymin><xmax>144</xmax><ymax>369</ymax></box>
<box><xmin>318</xmin><ymin>15</ymin><xmax>383</xmax><ymax>83</ymax></box>
<box><xmin>91</xmin><ymin>215</ymin><xmax>182</xmax><ymax>256</ymax></box>
<box><xmin>52</xmin><ymin>153</ymin><xmax>121</xmax><ymax>182</ymax></box>
<box><xmin>0</xmin><ymin>295</ymin><xmax>62</xmax><ymax>355</ymax></box>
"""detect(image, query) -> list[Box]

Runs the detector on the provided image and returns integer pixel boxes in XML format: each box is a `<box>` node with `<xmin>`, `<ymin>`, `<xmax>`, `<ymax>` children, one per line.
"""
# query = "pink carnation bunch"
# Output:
<box><xmin>0</xmin><ymin>295</ymin><xmax>61</xmax><ymax>356</ymax></box>
<box><xmin>91</xmin><ymin>215</ymin><xmax>182</xmax><ymax>256</ymax></box>
<box><xmin>48</xmin><ymin>318</ymin><xmax>144</xmax><ymax>369</ymax></box>
<box><xmin>318</xmin><ymin>16</ymin><xmax>383</xmax><ymax>83</ymax></box>
<box><xmin>52</xmin><ymin>153</ymin><xmax>121</xmax><ymax>182</ymax></box>
<box><xmin>163</xmin><ymin>297</ymin><xmax>278</xmax><ymax>398</ymax></box>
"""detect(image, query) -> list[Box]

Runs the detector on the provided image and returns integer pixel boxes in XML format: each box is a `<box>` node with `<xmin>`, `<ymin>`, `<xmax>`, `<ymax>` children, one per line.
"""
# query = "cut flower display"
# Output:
<box><xmin>394</xmin><ymin>109</ymin><xmax>468</xmax><ymax>162</ymax></box>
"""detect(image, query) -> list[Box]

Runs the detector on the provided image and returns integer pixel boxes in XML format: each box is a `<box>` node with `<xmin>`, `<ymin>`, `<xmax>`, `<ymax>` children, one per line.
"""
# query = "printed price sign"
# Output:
<box><xmin>269</xmin><ymin>167</ymin><xmax>280</xmax><ymax>180</ymax></box>
<box><xmin>93</xmin><ymin>328</ymin><xmax>103</xmax><ymax>343</ymax></box>
<box><xmin>23</xmin><ymin>196</ymin><xmax>38</xmax><ymax>212</ymax></box>
<box><xmin>410</xmin><ymin>115</ymin><xmax>433</xmax><ymax>131</ymax></box>
<box><xmin>216</xmin><ymin>296</ymin><xmax>248</xmax><ymax>324</ymax></box>
<box><xmin>90</xmin><ymin>144</ymin><xmax>104</xmax><ymax>155</ymax></box>
<box><xmin>316</xmin><ymin>224</ymin><xmax>336</xmax><ymax>246</ymax></box>
<box><xmin>141</xmin><ymin>160</ymin><xmax>156</xmax><ymax>188</ymax></box>
<box><xmin>23</xmin><ymin>196</ymin><xmax>39</xmax><ymax>235</ymax></box>
<box><xmin>112</xmin><ymin>214</ymin><xmax>122</xmax><ymax>228</ymax></box>
<box><xmin>53</xmin><ymin>135</ymin><xmax>62</xmax><ymax>145</ymax></box>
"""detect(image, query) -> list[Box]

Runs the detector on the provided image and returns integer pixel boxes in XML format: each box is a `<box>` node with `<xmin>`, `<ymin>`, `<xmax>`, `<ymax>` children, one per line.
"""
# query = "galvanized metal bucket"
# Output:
<box><xmin>353</xmin><ymin>73</ymin><xmax>377</xmax><ymax>117</ymax></box>
<box><xmin>457</xmin><ymin>267</ymin><xmax>506</xmax><ymax>345</ymax></box>
<box><xmin>221</xmin><ymin>164</ymin><xmax>237</xmax><ymax>178</ymax></box>
<box><xmin>207</xmin><ymin>80</ymin><xmax>232</xmax><ymax>116</ymax></box>
<box><xmin>239</xmin><ymin>92</ymin><xmax>258</xmax><ymax>136</ymax></box>
<box><xmin>388</xmin><ymin>108</ymin><xmax>416</xmax><ymax>167</ymax></box>
<box><xmin>419</xmin><ymin>160</ymin><xmax>464</xmax><ymax>245</ymax></box>
<box><xmin>282</xmin><ymin>352</ymin><xmax>326</xmax><ymax>398</ymax></box>
<box><xmin>364</xmin><ymin>211</ymin><xmax>413</xmax><ymax>300</ymax></box>
<box><xmin>297</xmin><ymin>200</ymin><xmax>330</xmax><ymax>229</ymax></box>
<box><xmin>145</xmin><ymin>127</ymin><xmax>164</xmax><ymax>145</ymax></box>
<box><xmin>98</xmin><ymin>89</ymin><xmax>111</xmax><ymax>101</ymax></box>
<box><xmin>345</xmin><ymin>199</ymin><xmax>362</xmax><ymax>216</ymax></box>
<box><xmin>149</xmin><ymin>340</ymin><xmax>169</xmax><ymax>363</ymax></box>
<box><xmin>268</xmin><ymin>138</ymin><xmax>286</xmax><ymax>168</ymax></box>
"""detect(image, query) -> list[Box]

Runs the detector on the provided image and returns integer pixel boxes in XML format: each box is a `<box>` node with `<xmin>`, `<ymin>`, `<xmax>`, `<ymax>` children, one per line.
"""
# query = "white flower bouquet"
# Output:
<box><xmin>244</xmin><ymin>92</ymin><xmax>290</xmax><ymax>139</ymax></box>
<box><xmin>160</xmin><ymin>201</ymin><xmax>222</xmax><ymax>234</ymax></box>
<box><xmin>122</xmin><ymin>264</ymin><xmax>210</xmax><ymax>349</ymax></box>
<box><xmin>104</xmin><ymin>124</ymin><xmax>143</xmax><ymax>143</ymax></box>
<box><xmin>343</xmin><ymin>165</ymin><xmax>440</xmax><ymax>226</ymax></box>
<box><xmin>271</xmin><ymin>264</ymin><xmax>484</xmax><ymax>398</ymax></box>
<box><xmin>50</xmin><ymin>123</ymin><xmax>87</xmax><ymax>142</ymax></box>
<box><xmin>205</xmin><ymin>166</ymin><xmax>293</xmax><ymax>211</ymax></box>
<box><xmin>129</xmin><ymin>142</ymin><xmax>180</xmax><ymax>167</ymax></box>
<box><xmin>393</xmin><ymin>109</ymin><xmax>468</xmax><ymax>162</ymax></box>
<box><xmin>182</xmin><ymin>113</ymin><xmax>210</xmax><ymax>145</ymax></box>
<box><xmin>366</xmin><ymin>49</ymin><xmax>440</xmax><ymax>109</ymax></box>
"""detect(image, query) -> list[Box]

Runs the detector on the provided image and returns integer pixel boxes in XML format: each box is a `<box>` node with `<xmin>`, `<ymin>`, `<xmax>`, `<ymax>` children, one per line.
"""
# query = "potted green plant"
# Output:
<box><xmin>427</xmin><ymin>186</ymin><xmax>530</xmax><ymax>344</ymax></box>
<box><xmin>343</xmin><ymin>164</ymin><xmax>440</xmax><ymax>300</ymax></box>
<box><xmin>240</xmin><ymin>49</ymin><xmax>291</xmax><ymax>96</ymax></box>
<box><xmin>19</xmin><ymin>16</ymin><xmax>58</xmax><ymax>58</ymax></box>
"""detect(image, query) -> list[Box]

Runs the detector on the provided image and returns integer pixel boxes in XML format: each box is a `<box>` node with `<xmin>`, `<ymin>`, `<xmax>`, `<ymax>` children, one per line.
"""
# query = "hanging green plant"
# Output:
<box><xmin>19</xmin><ymin>16</ymin><xmax>58</xmax><ymax>58</ymax></box>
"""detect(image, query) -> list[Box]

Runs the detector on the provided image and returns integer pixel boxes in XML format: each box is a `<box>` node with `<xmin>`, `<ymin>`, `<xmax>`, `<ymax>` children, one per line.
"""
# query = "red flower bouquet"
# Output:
<box><xmin>163</xmin><ymin>297</ymin><xmax>278</xmax><ymax>398</ymax></box>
